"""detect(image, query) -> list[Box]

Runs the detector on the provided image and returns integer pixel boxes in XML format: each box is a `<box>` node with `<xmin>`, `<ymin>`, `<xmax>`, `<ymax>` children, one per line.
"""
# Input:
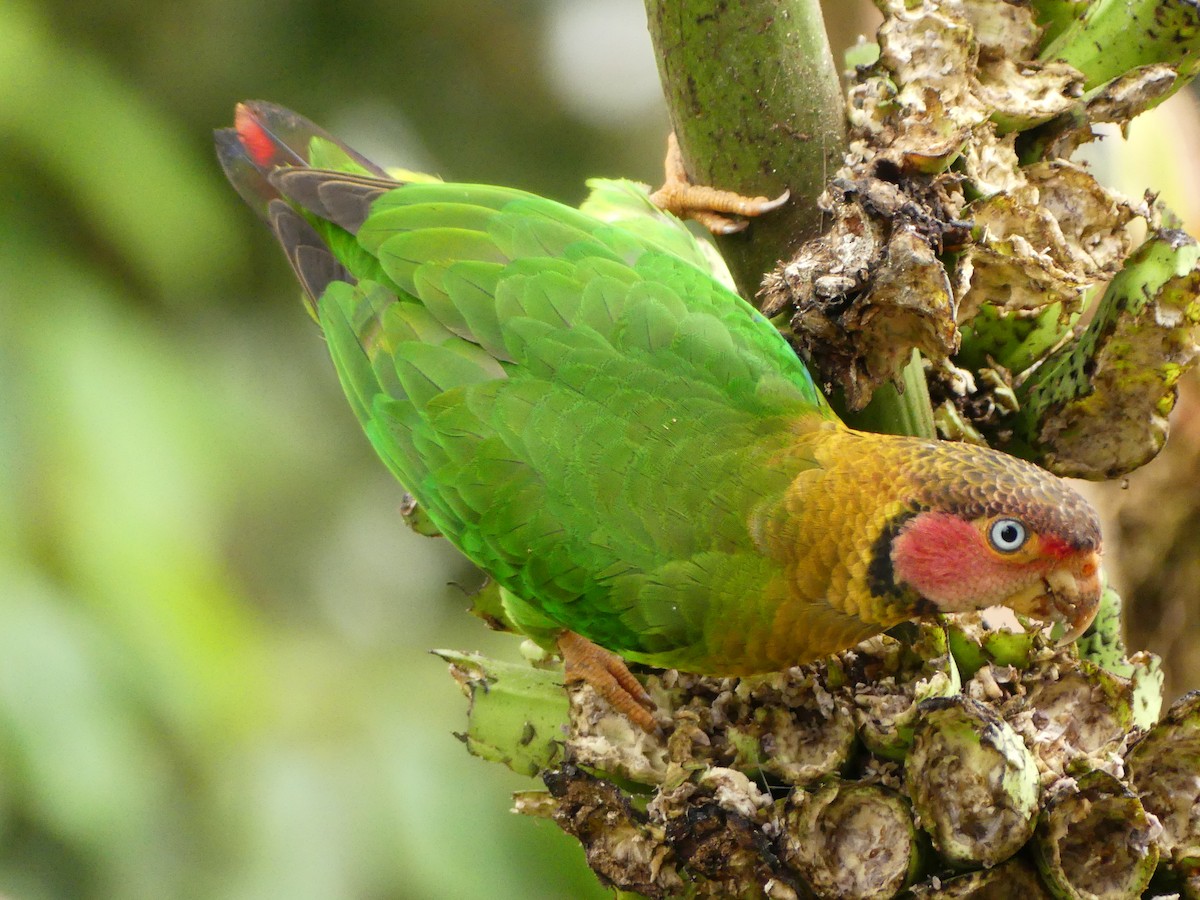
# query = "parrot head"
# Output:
<box><xmin>876</xmin><ymin>437</ymin><xmax>1102</xmax><ymax>643</ymax></box>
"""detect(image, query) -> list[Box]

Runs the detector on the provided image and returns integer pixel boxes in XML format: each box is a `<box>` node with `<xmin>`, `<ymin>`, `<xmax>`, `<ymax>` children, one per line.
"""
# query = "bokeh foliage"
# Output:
<box><xmin>0</xmin><ymin>1</ymin><xmax>681</xmax><ymax>896</ymax></box>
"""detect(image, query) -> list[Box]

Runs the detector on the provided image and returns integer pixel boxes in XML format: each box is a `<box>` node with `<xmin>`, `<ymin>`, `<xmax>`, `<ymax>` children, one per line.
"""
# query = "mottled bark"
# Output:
<box><xmin>644</xmin><ymin>0</ymin><xmax>847</xmax><ymax>302</ymax></box>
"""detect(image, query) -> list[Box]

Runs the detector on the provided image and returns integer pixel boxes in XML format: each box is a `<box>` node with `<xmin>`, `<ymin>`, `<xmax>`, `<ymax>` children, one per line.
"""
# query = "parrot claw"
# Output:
<box><xmin>649</xmin><ymin>132</ymin><xmax>789</xmax><ymax>235</ymax></box>
<box><xmin>558</xmin><ymin>631</ymin><xmax>658</xmax><ymax>733</ymax></box>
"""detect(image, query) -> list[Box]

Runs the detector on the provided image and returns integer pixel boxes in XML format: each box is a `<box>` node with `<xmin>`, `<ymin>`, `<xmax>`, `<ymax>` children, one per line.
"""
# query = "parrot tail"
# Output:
<box><xmin>215</xmin><ymin>100</ymin><xmax>387</xmax><ymax>217</ymax></box>
<box><xmin>215</xmin><ymin>101</ymin><xmax>396</xmax><ymax>313</ymax></box>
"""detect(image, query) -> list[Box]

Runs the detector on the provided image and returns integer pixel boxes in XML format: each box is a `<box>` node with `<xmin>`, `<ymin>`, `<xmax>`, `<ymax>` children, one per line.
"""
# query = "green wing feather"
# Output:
<box><xmin>324</xmin><ymin>186</ymin><xmax>835</xmax><ymax>663</ymax></box>
<box><xmin>577</xmin><ymin>177</ymin><xmax>739</xmax><ymax>292</ymax></box>
<box><xmin>218</xmin><ymin>103</ymin><xmax>837</xmax><ymax>668</ymax></box>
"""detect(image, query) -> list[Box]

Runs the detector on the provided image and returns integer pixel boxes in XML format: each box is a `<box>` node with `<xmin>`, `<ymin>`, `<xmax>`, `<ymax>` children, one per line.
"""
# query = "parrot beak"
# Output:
<box><xmin>1045</xmin><ymin>550</ymin><xmax>1103</xmax><ymax>644</ymax></box>
<box><xmin>1002</xmin><ymin>550</ymin><xmax>1102</xmax><ymax>643</ymax></box>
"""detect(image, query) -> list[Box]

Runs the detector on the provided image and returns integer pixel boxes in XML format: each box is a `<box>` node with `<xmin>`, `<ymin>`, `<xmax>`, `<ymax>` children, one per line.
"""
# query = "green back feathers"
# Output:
<box><xmin>218</xmin><ymin>103</ymin><xmax>837</xmax><ymax>661</ymax></box>
<box><xmin>310</xmin><ymin>179</ymin><xmax>834</xmax><ymax>658</ymax></box>
<box><xmin>218</xmin><ymin>108</ymin><xmax>839</xmax><ymax>661</ymax></box>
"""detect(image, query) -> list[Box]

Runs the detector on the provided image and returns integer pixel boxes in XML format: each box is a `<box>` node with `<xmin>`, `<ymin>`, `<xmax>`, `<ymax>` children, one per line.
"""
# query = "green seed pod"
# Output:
<box><xmin>956</xmin><ymin>302</ymin><xmax>1073</xmax><ymax>376</ymax></box>
<box><xmin>906</xmin><ymin>695</ymin><xmax>1040</xmax><ymax>867</ymax></box>
<box><xmin>908</xmin><ymin>857</ymin><xmax>1053</xmax><ymax>898</ymax></box>
<box><xmin>946</xmin><ymin>613</ymin><xmax>1039</xmax><ymax>680</ymax></box>
<box><xmin>1013</xmin><ymin>229</ymin><xmax>1200</xmax><ymax>480</ymax></box>
<box><xmin>1073</xmin><ymin>582</ymin><xmax>1126</xmax><ymax>672</ymax></box>
<box><xmin>1032</xmin><ymin>770</ymin><xmax>1159</xmax><ymax>899</ymax></box>
<box><xmin>1072</xmin><ymin>580</ymin><xmax>1166</xmax><ymax>730</ymax></box>
<box><xmin>782</xmin><ymin>781</ymin><xmax>924</xmax><ymax>899</ymax></box>
<box><xmin>852</xmin><ymin>625</ymin><xmax>961</xmax><ymax>761</ymax></box>
<box><xmin>435</xmin><ymin>649</ymin><xmax>567</xmax><ymax>777</ymax></box>
<box><xmin>1125</xmin><ymin>691</ymin><xmax>1200</xmax><ymax>873</ymax></box>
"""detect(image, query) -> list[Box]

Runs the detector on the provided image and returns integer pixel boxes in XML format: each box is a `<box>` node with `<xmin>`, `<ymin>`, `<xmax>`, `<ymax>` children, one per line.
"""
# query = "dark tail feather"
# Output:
<box><xmin>217</xmin><ymin>101</ymin><xmax>406</xmax><ymax>311</ymax></box>
<box><xmin>215</xmin><ymin>126</ymin><xmax>281</xmax><ymax>221</ymax></box>
<box><xmin>267</xmin><ymin>200</ymin><xmax>352</xmax><ymax>316</ymax></box>
<box><xmin>215</xmin><ymin>100</ymin><xmax>393</xmax><ymax>222</ymax></box>
<box><xmin>269</xmin><ymin>168</ymin><xmax>394</xmax><ymax>234</ymax></box>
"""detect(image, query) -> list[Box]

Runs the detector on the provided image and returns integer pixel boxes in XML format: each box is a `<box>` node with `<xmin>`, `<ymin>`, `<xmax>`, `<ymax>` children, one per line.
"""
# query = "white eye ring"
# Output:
<box><xmin>988</xmin><ymin>518</ymin><xmax>1028</xmax><ymax>553</ymax></box>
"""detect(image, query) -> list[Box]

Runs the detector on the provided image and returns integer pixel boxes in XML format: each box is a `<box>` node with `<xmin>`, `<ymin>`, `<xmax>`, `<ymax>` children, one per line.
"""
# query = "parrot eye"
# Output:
<box><xmin>988</xmin><ymin>518</ymin><xmax>1028</xmax><ymax>553</ymax></box>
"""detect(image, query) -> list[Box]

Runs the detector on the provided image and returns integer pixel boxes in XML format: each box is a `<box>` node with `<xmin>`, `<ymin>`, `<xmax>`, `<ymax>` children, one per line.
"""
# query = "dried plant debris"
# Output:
<box><xmin>538</xmin><ymin>765</ymin><xmax>685</xmax><ymax>897</ymax></box>
<box><xmin>761</xmin><ymin>172</ymin><xmax>967</xmax><ymax>409</ymax></box>
<box><xmin>1026</xmin><ymin>64</ymin><xmax>1185</xmax><ymax>160</ymax></box>
<box><xmin>965</xmin><ymin>0</ymin><xmax>1085</xmax><ymax>133</ymax></box>
<box><xmin>761</xmin><ymin>0</ymin><xmax>1074</xmax><ymax>401</ymax></box>
<box><xmin>761</xmin><ymin>0</ymin><xmax>1200</xmax><ymax>478</ymax></box>
<box><xmin>437</xmin><ymin>608</ymin><xmax>1199</xmax><ymax>897</ymax></box>
<box><xmin>908</xmin><ymin>856</ymin><xmax>1053</xmax><ymax>898</ymax></box>
<box><xmin>568</xmin><ymin>665</ymin><xmax>858</xmax><ymax>790</ymax></box>
<box><xmin>957</xmin><ymin>160</ymin><xmax>1140</xmax><ymax>319</ymax></box>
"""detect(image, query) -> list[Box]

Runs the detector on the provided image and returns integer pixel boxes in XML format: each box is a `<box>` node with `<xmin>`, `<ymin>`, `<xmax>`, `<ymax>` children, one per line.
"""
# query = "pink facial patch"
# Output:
<box><xmin>891</xmin><ymin>512</ymin><xmax>1023</xmax><ymax>611</ymax></box>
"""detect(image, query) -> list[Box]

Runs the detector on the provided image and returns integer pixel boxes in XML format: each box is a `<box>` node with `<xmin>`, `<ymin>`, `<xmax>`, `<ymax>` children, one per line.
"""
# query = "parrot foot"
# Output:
<box><xmin>558</xmin><ymin>631</ymin><xmax>658</xmax><ymax>733</ymax></box>
<box><xmin>649</xmin><ymin>132</ymin><xmax>789</xmax><ymax>235</ymax></box>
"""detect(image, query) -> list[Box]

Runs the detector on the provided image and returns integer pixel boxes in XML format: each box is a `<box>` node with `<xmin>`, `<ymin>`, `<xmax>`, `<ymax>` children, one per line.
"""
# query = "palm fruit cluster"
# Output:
<box><xmin>437</xmin><ymin>0</ymin><xmax>1200</xmax><ymax>896</ymax></box>
<box><xmin>445</xmin><ymin>597</ymin><xmax>1200</xmax><ymax>898</ymax></box>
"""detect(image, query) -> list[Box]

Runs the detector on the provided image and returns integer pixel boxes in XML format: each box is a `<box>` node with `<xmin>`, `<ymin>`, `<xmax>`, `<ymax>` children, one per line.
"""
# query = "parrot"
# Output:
<box><xmin>216</xmin><ymin>101</ymin><xmax>1102</xmax><ymax>732</ymax></box>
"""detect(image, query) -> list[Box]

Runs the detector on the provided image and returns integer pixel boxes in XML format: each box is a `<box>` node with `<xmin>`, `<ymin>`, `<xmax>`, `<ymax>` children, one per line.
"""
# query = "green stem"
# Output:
<box><xmin>1039</xmin><ymin>0</ymin><xmax>1200</xmax><ymax>91</ymax></box>
<box><xmin>837</xmin><ymin>350</ymin><xmax>936</xmax><ymax>439</ymax></box>
<box><xmin>643</xmin><ymin>0</ymin><xmax>847</xmax><ymax>301</ymax></box>
<box><xmin>644</xmin><ymin>0</ymin><xmax>936</xmax><ymax>437</ymax></box>
<box><xmin>1029</xmin><ymin>0</ymin><xmax>1095</xmax><ymax>48</ymax></box>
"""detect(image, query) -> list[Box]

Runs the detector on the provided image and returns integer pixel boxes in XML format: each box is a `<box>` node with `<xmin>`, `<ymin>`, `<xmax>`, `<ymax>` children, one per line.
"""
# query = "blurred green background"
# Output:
<box><xmin>0</xmin><ymin>1</ymin><xmax>684</xmax><ymax>896</ymax></box>
<box><xmin>3</xmin><ymin>0</ymin><xmax>1198</xmax><ymax>897</ymax></box>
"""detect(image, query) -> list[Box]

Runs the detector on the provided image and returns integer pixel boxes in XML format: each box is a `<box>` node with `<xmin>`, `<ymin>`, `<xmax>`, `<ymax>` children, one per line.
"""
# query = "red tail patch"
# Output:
<box><xmin>235</xmin><ymin>103</ymin><xmax>277</xmax><ymax>167</ymax></box>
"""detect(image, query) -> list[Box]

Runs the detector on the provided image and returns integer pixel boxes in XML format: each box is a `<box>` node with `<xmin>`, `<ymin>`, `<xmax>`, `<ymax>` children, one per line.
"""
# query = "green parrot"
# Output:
<box><xmin>217</xmin><ymin>102</ymin><xmax>1102</xmax><ymax>732</ymax></box>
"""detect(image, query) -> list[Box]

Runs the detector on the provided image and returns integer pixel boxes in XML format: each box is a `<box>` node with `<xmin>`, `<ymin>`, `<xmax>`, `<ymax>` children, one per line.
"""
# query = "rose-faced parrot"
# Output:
<box><xmin>216</xmin><ymin>102</ymin><xmax>1101</xmax><ymax>731</ymax></box>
